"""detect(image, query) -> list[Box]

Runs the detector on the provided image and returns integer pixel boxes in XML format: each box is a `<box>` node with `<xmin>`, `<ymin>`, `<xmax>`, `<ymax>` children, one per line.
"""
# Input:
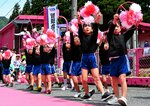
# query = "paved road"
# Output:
<box><xmin>1</xmin><ymin>82</ymin><xmax>150</xmax><ymax>106</ymax></box>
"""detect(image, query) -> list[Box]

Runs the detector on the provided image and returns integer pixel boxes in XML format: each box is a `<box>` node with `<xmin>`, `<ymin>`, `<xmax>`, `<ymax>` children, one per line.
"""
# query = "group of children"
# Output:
<box><xmin>59</xmin><ymin>10</ymin><xmax>138</xmax><ymax>106</ymax></box>
<box><xmin>0</xmin><ymin>2</ymin><xmax>141</xmax><ymax>106</ymax></box>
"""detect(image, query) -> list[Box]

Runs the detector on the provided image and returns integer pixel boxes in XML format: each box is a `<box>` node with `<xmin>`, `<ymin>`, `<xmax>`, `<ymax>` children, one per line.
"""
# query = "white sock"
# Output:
<box><xmin>70</xmin><ymin>79</ymin><xmax>74</xmax><ymax>88</ymax></box>
<box><xmin>64</xmin><ymin>79</ymin><xmax>67</xmax><ymax>86</ymax></box>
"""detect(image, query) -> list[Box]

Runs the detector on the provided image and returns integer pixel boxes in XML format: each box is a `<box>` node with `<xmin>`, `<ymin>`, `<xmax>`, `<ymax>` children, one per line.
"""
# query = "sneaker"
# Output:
<box><xmin>71</xmin><ymin>87</ymin><xmax>75</xmax><ymax>92</ymax></box>
<box><xmin>37</xmin><ymin>87</ymin><xmax>42</xmax><ymax>92</ymax></box>
<box><xmin>74</xmin><ymin>93</ymin><xmax>81</xmax><ymax>98</ymax></box>
<box><xmin>10</xmin><ymin>82</ymin><xmax>14</xmax><ymax>87</ymax></box>
<box><xmin>80</xmin><ymin>94</ymin><xmax>92</xmax><ymax>101</ymax></box>
<box><xmin>46</xmin><ymin>90</ymin><xmax>51</xmax><ymax>94</ymax></box>
<box><xmin>118</xmin><ymin>97</ymin><xmax>127</xmax><ymax>106</ymax></box>
<box><xmin>58</xmin><ymin>83</ymin><xmax>62</xmax><ymax>88</ymax></box>
<box><xmin>107</xmin><ymin>96</ymin><xmax>118</xmax><ymax>105</ymax></box>
<box><xmin>26</xmin><ymin>85</ymin><xmax>33</xmax><ymax>90</ymax></box>
<box><xmin>101</xmin><ymin>91</ymin><xmax>113</xmax><ymax>101</ymax></box>
<box><xmin>5</xmin><ymin>83</ymin><xmax>9</xmax><ymax>86</ymax></box>
<box><xmin>80</xmin><ymin>87</ymin><xmax>84</xmax><ymax>92</ymax></box>
<box><xmin>61</xmin><ymin>86</ymin><xmax>68</xmax><ymax>91</ymax></box>
<box><xmin>34</xmin><ymin>87</ymin><xmax>38</xmax><ymax>91</ymax></box>
<box><xmin>89</xmin><ymin>89</ymin><xmax>95</xmax><ymax>97</ymax></box>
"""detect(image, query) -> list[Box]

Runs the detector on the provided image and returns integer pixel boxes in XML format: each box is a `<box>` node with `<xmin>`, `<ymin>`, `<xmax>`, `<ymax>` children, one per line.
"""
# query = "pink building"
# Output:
<box><xmin>0</xmin><ymin>15</ymin><xmax>44</xmax><ymax>52</ymax></box>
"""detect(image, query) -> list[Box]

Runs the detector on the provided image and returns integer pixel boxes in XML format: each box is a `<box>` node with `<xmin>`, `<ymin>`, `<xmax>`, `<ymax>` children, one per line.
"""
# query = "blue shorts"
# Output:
<box><xmin>2</xmin><ymin>68</ymin><xmax>11</xmax><ymax>75</ymax></box>
<box><xmin>101</xmin><ymin>64</ymin><xmax>111</xmax><ymax>75</ymax></box>
<box><xmin>41</xmin><ymin>64</ymin><xmax>52</xmax><ymax>75</ymax></box>
<box><xmin>25</xmin><ymin>65</ymin><xmax>33</xmax><ymax>74</ymax></box>
<box><xmin>70</xmin><ymin>61</ymin><xmax>82</xmax><ymax>76</ymax></box>
<box><xmin>110</xmin><ymin>55</ymin><xmax>131</xmax><ymax>77</ymax></box>
<box><xmin>81</xmin><ymin>53</ymin><xmax>98</xmax><ymax>70</ymax></box>
<box><xmin>33</xmin><ymin>65</ymin><xmax>42</xmax><ymax>76</ymax></box>
<box><xmin>62</xmin><ymin>61</ymin><xmax>72</xmax><ymax>75</ymax></box>
<box><xmin>50</xmin><ymin>64</ymin><xmax>56</xmax><ymax>74</ymax></box>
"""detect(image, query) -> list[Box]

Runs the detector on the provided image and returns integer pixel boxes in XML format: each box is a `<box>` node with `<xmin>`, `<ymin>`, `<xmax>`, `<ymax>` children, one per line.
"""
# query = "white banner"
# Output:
<box><xmin>47</xmin><ymin>5</ymin><xmax>58</xmax><ymax>36</ymax></box>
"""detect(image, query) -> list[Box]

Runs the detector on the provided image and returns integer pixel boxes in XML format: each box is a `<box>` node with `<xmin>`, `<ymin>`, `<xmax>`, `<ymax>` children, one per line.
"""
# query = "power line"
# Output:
<box><xmin>4</xmin><ymin>0</ymin><xmax>22</xmax><ymax>17</ymax></box>
<box><xmin>0</xmin><ymin>0</ymin><xmax>9</xmax><ymax>9</ymax></box>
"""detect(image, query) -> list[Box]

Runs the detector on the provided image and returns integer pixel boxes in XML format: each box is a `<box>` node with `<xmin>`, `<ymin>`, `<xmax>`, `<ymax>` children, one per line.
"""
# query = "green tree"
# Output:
<box><xmin>8</xmin><ymin>3</ymin><xmax>20</xmax><ymax>22</ymax></box>
<box><xmin>21</xmin><ymin>0</ymin><xmax>31</xmax><ymax>15</ymax></box>
<box><xmin>30</xmin><ymin>0</ymin><xmax>45</xmax><ymax>15</ymax></box>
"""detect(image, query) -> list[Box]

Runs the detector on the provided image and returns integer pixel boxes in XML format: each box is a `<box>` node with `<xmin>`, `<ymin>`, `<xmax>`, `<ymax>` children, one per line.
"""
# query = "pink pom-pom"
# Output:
<box><xmin>80</xmin><ymin>1</ymin><xmax>100</xmax><ymax>17</ymax></box>
<box><xmin>130</xmin><ymin>3</ymin><xmax>141</xmax><ymax>12</ymax></box>
<box><xmin>119</xmin><ymin>11</ymin><xmax>127</xmax><ymax>22</ymax></box>
<box><xmin>26</xmin><ymin>38</ymin><xmax>35</xmax><ymax>48</ymax></box>
<box><xmin>119</xmin><ymin>3</ymin><xmax>143</xmax><ymax>29</ymax></box>
<box><xmin>82</xmin><ymin>16</ymin><xmax>95</xmax><ymax>24</ymax></box>
<box><xmin>65</xmin><ymin>31</ymin><xmax>70</xmax><ymax>43</ymax></box>
<box><xmin>46</xmin><ymin>29</ymin><xmax>56</xmax><ymax>39</ymax></box>
<box><xmin>71</xmin><ymin>19</ymin><xmax>78</xmax><ymax>27</ymax></box>
<box><xmin>2</xmin><ymin>50</ymin><xmax>12</xmax><ymax>59</ymax></box>
<box><xmin>70</xmin><ymin>24</ymin><xmax>78</xmax><ymax>35</ymax></box>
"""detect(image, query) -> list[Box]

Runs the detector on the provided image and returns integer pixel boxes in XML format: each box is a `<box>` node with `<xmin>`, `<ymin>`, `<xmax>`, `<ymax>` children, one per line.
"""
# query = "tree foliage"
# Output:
<box><xmin>8</xmin><ymin>3</ymin><xmax>20</xmax><ymax>22</ymax></box>
<box><xmin>21</xmin><ymin>0</ymin><xmax>31</xmax><ymax>15</ymax></box>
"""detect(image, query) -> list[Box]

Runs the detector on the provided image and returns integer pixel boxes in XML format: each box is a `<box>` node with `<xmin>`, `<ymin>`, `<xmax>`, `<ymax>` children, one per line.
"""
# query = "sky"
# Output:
<box><xmin>0</xmin><ymin>0</ymin><xmax>26</xmax><ymax>18</ymax></box>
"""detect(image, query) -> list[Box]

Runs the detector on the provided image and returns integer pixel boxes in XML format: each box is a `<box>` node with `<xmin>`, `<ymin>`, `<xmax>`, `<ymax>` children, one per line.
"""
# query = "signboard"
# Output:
<box><xmin>46</xmin><ymin>5</ymin><xmax>58</xmax><ymax>36</ymax></box>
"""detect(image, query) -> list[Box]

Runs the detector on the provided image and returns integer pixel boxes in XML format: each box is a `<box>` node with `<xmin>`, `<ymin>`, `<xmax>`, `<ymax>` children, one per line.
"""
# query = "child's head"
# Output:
<box><xmin>27</xmin><ymin>49</ymin><xmax>33</xmax><ymax>54</ymax></box>
<box><xmin>16</xmin><ymin>54</ymin><xmax>21</xmax><ymax>60</ymax></box>
<box><xmin>35</xmin><ymin>46</ymin><xmax>40</xmax><ymax>55</ymax></box>
<box><xmin>43</xmin><ymin>44</ymin><xmax>53</xmax><ymax>53</ymax></box>
<box><xmin>66</xmin><ymin>42</ymin><xmax>71</xmax><ymax>49</ymax></box>
<box><xmin>83</xmin><ymin>23</ymin><xmax>93</xmax><ymax>35</ymax></box>
<box><xmin>114</xmin><ymin>22</ymin><xmax>121</xmax><ymax>35</ymax></box>
<box><xmin>74</xmin><ymin>36</ymin><xmax>81</xmax><ymax>46</ymax></box>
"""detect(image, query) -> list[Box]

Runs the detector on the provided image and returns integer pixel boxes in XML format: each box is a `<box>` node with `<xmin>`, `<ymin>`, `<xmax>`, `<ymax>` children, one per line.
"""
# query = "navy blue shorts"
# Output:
<box><xmin>62</xmin><ymin>61</ymin><xmax>72</xmax><ymax>75</ymax></box>
<box><xmin>50</xmin><ymin>64</ymin><xmax>56</xmax><ymax>74</ymax></box>
<box><xmin>110</xmin><ymin>55</ymin><xmax>131</xmax><ymax>77</ymax></box>
<box><xmin>33</xmin><ymin>65</ymin><xmax>42</xmax><ymax>76</ymax></box>
<box><xmin>2</xmin><ymin>68</ymin><xmax>10</xmax><ymax>75</ymax></box>
<box><xmin>25</xmin><ymin>65</ymin><xmax>33</xmax><ymax>74</ymax></box>
<box><xmin>41</xmin><ymin>64</ymin><xmax>52</xmax><ymax>75</ymax></box>
<box><xmin>70</xmin><ymin>61</ymin><xmax>82</xmax><ymax>76</ymax></box>
<box><xmin>101</xmin><ymin>64</ymin><xmax>111</xmax><ymax>75</ymax></box>
<box><xmin>81</xmin><ymin>53</ymin><xmax>98</xmax><ymax>70</ymax></box>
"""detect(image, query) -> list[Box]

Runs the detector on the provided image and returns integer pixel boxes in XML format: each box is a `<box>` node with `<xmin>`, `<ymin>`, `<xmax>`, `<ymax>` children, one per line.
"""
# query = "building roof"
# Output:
<box><xmin>0</xmin><ymin>15</ymin><xmax>44</xmax><ymax>34</ymax></box>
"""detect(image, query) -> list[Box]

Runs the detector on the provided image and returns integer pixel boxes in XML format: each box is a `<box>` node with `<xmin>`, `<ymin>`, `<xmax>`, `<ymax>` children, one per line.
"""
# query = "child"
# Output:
<box><xmin>32</xmin><ymin>45</ymin><xmax>42</xmax><ymax>92</ymax></box>
<box><xmin>61</xmin><ymin>35</ymin><xmax>73</xmax><ymax>91</ymax></box>
<box><xmin>40</xmin><ymin>44</ymin><xmax>55</xmax><ymax>94</ymax></box>
<box><xmin>1</xmin><ymin>50</ymin><xmax>14</xmax><ymax>87</ymax></box>
<box><xmin>13</xmin><ymin>54</ymin><xmax>21</xmax><ymax>80</ymax></box>
<box><xmin>77</xmin><ymin>12</ymin><xmax>112</xmax><ymax>101</ymax></box>
<box><xmin>70</xmin><ymin>31</ymin><xmax>83</xmax><ymax>98</ymax></box>
<box><xmin>99</xmin><ymin>36</ymin><xmax>112</xmax><ymax>93</ymax></box>
<box><xmin>107</xmin><ymin>14</ymin><xmax>137</xmax><ymax>106</ymax></box>
<box><xmin>25</xmin><ymin>48</ymin><xmax>34</xmax><ymax>90</ymax></box>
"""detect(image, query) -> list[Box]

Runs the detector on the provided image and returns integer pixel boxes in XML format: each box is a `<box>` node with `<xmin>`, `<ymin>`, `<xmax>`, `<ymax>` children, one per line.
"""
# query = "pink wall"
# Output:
<box><xmin>0</xmin><ymin>25</ymin><xmax>15</xmax><ymax>49</ymax></box>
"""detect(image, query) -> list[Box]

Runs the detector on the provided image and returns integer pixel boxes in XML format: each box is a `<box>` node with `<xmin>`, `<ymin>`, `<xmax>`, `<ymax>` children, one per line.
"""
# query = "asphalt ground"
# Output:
<box><xmin>1</xmin><ymin>81</ymin><xmax>150</xmax><ymax>106</ymax></box>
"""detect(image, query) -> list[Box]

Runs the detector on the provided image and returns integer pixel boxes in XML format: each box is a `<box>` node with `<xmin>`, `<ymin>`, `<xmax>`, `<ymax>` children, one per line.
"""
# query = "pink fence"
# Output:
<box><xmin>128</xmin><ymin>47</ymin><xmax>150</xmax><ymax>77</ymax></box>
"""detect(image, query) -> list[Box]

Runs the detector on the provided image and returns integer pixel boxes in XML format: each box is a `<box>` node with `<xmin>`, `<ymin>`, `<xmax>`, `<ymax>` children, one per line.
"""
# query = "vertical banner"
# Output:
<box><xmin>47</xmin><ymin>5</ymin><xmax>58</xmax><ymax>37</ymax></box>
<box><xmin>44</xmin><ymin>7</ymin><xmax>48</xmax><ymax>33</ymax></box>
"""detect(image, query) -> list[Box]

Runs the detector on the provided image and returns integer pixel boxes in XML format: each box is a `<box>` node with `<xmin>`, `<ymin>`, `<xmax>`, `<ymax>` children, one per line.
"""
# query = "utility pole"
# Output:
<box><xmin>71</xmin><ymin>0</ymin><xmax>77</xmax><ymax>19</ymax></box>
